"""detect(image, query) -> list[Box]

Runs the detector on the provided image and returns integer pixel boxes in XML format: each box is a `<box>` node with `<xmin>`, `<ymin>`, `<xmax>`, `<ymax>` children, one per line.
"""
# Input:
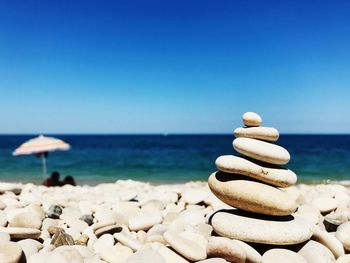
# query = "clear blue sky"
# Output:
<box><xmin>0</xmin><ymin>0</ymin><xmax>349</xmax><ymax>134</ymax></box>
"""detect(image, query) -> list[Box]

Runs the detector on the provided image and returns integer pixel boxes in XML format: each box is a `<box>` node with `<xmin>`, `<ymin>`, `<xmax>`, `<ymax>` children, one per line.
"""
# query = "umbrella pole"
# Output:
<box><xmin>41</xmin><ymin>153</ymin><xmax>47</xmax><ymax>178</ymax></box>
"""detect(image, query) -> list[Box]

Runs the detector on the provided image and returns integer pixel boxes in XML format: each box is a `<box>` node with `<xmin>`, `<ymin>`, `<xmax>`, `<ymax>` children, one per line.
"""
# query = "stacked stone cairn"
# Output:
<box><xmin>1</xmin><ymin>112</ymin><xmax>350</xmax><ymax>263</ymax></box>
<box><xmin>207</xmin><ymin>112</ymin><xmax>347</xmax><ymax>262</ymax></box>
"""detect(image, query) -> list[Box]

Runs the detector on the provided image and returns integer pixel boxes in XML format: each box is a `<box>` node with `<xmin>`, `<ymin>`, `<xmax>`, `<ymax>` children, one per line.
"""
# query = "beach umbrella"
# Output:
<box><xmin>13</xmin><ymin>135</ymin><xmax>70</xmax><ymax>178</ymax></box>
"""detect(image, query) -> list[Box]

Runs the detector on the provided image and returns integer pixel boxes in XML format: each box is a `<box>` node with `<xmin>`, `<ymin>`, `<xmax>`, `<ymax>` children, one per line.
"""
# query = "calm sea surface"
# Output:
<box><xmin>0</xmin><ymin>135</ymin><xmax>349</xmax><ymax>184</ymax></box>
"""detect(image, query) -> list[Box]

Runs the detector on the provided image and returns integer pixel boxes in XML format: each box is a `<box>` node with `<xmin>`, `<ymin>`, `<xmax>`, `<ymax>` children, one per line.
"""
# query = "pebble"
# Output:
<box><xmin>298</xmin><ymin>240</ymin><xmax>336</xmax><ymax>263</ymax></box>
<box><xmin>125</xmin><ymin>249</ymin><xmax>165</xmax><ymax>263</ymax></box>
<box><xmin>211</xmin><ymin>210</ymin><xmax>312</xmax><ymax>245</ymax></box>
<box><xmin>242</xmin><ymin>112</ymin><xmax>262</xmax><ymax>127</ymax></box>
<box><xmin>9</xmin><ymin>211</ymin><xmax>42</xmax><ymax>229</ymax></box>
<box><xmin>147</xmin><ymin>242</ymin><xmax>189</xmax><ymax>263</ymax></box>
<box><xmin>48</xmin><ymin>246</ymin><xmax>83</xmax><ymax>263</ymax></box>
<box><xmin>79</xmin><ymin>214</ymin><xmax>94</xmax><ymax>226</ymax></box>
<box><xmin>27</xmin><ymin>251</ymin><xmax>52</xmax><ymax>263</ymax></box>
<box><xmin>51</xmin><ymin>229</ymin><xmax>75</xmax><ymax>247</ymax></box>
<box><xmin>0</xmin><ymin>226</ymin><xmax>41</xmax><ymax>239</ymax></box>
<box><xmin>95</xmin><ymin>224</ymin><xmax>122</xmax><ymax>237</ymax></box>
<box><xmin>262</xmin><ymin>249</ymin><xmax>307</xmax><ymax>263</ymax></box>
<box><xmin>0</xmin><ymin>241</ymin><xmax>23</xmax><ymax>263</ymax></box>
<box><xmin>0</xmin><ymin>183</ymin><xmax>22</xmax><ymax>194</ymax></box>
<box><xmin>99</xmin><ymin>244</ymin><xmax>133</xmax><ymax>263</ymax></box>
<box><xmin>26</xmin><ymin>204</ymin><xmax>45</xmax><ymax>220</ymax></box>
<box><xmin>335</xmin><ymin>221</ymin><xmax>350</xmax><ymax>251</ymax></box>
<box><xmin>64</xmin><ymin>218</ymin><xmax>89</xmax><ymax>232</ymax></box>
<box><xmin>312</xmin><ymin>227</ymin><xmax>344</xmax><ymax>258</ymax></box>
<box><xmin>163</xmin><ymin>231</ymin><xmax>207</xmax><ymax>261</ymax></box>
<box><xmin>233</xmin><ymin>137</ymin><xmax>290</xmax><ymax>165</ymax></box>
<box><xmin>197</xmin><ymin>259</ymin><xmax>228</xmax><ymax>263</ymax></box>
<box><xmin>234</xmin><ymin>126</ymin><xmax>279</xmax><ymax>142</ymax></box>
<box><xmin>114</xmin><ymin>232</ymin><xmax>142</xmax><ymax>251</ymax></box>
<box><xmin>207</xmin><ymin>236</ymin><xmax>246</xmax><ymax>263</ymax></box>
<box><xmin>93</xmin><ymin>234</ymin><xmax>114</xmax><ymax>254</ymax></box>
<box><xmin>337</xmin><ymin>254</ymin><xmax>350</xmax><ymax>263</ymax></box>
<box><xmin>129</xmin><ymin>211</ymin><xmax>163</xmax><ymax>231</ymax></box>
<box><xmin>231</xmin><ymin>239</ymin><xmax>261</xmax><ymax>263</ymax></box>
<box><xmin>70</xmin><ymin>245</ymin><xmax>94</xmax><ymax>258</ymax></box>
<box><xmin>215</xmin><ymin>155</ymin><xmax>297</xmax><ymax>187</ymax></box>
<box><xmin>324</xmin><ymin>212</ymin><xmax>348</xmax><ymax>232</ymax></box>
<box><xmin>17</xmin><ymin>239</ymin><xmax>43</xmax><ymax>258</ymax></box>
<box><xmin>312</xmin><ymin>197</ymin><xmax>338</xmax><ymax>214</ymax></box>
<box><xmin>147</xmin><ymin>224</ymin><xmax>168</xmax><ymax>238</ymax></box>
<box><xmin>295</xmin><ymin>204</ymin><xmax>320</xmax><ymax>225</ymax></box>
<box><xmin>75</xmin><ymin>234</ymin><xmax>89</xmax><ymax>245</ymax></box>
<box><xmin>208</xmin><ymin>171</ymin><xmax>297</xmax><ymax>216</ymax></box>
<box><xmin>47</xmin><ymin>205</ymin><xmax>63</xmax><ymax>219</ymax></box>
<box><xmin>181</xmin><ymin>189</ymin><xmax>208</xmax><ymax>204</ymax></box>
<box><xmin>92</xmin><ymin>220</ymin><xmax>116</xmax><ymax>231</ymax></box>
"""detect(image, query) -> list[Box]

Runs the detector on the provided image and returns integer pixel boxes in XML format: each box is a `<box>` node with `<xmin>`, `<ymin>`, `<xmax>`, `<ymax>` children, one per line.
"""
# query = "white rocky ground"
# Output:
<box><xmin>0</xmin><ymin>180</ymin><xmax>350</xmax><ymax>263</ymax></box>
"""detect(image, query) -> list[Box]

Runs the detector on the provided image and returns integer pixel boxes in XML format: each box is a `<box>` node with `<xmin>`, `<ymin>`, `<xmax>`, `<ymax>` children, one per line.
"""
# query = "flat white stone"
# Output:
<box><xmin>208</xmin><ymin>172</ymin><xmax>297</xmax><ymax>216</ymax></box>
<box><xmin>99</xmin><ymin>244</ymin><xmax>133</xmax><ymax>263</ymax></box>
<box><xmin>335</xmin><ymin>221</ymin><xmax>350</xmax><ymax>251</ymax></box>
<box><xmin>0</xmin><ymin>241</ymin><xmax>23</xmax><ymax>263</ymax></box>
<box><xmin>233</xmin><ymin>137</ymin><xmax>290</xmax><ymax>165</ymax></box>
<box><xmin>312</xmin><ymin>197</ymin><xmax>338</xmax><ymax>214</ymax></box>
<box><xmin>312</xmin><ymin>227</ymin><xmax>344</xmax><ymax>258</ymax></box>
<box><xmin>128</xmin><ymin>211</ymin><xmax>162</xmax><ymax>231</ymax></box>
<box><xmin>211</xmin><ymin>210</ymin><xmax>312</xmax><ymax>245</ymax></box>
<box><xmin>147</xmin><ymin>242</ymin><xmax>189</xmax><ymax>263</ymax></box>
<box><xmin>93</xmin><ymin>234</ymin><xmax>114</xmax><ymax>254</ymax></box>
<box><xmin>84</xmin><ymin>254</ymin><xmax>102</xmax><ymax>263</ymax></box>
<box><xmin>95</xmin><ymin>224</ymin><xmax>122</xmax><ymax>237</ymax></box>
<box><xmin>263</xmin><ymin>249</ymin><xmax>307</xmax><ymax>263</ymax></box>
<box><xmin>197</xmin><ymin>259</ymin><xmax>228</xmax><ymax>263</ymax></box>
<box><xmin>147</xmin><ymin>224</ymin><xmax>168</xmax><ymax>238</ymax></box>
<box><xmin>207</xmin><ymin>236</ymin><xmax>246</xmax><ymax>263</ymax></box>
<box><xmin>298</xmin><ymin>240</ymin><xmax>336</xmax><ymax>263</ymax></box>
<box><xmin>215</xmin><ymin>155</ymin><xmax>297</xmax><ymax>187</ymax></box>
<box><xmin>17</xmin><ymin>239</ymin><xmax>43</xmax><ymax>259</ymax></box>
<box><xmin>125</xmin><ymin>250</ymin><xmax>165</xmax><ymax>263</ymax></box>
<box><xmin>242</xmin><ymin>112</ymin><xmax>262</xmax><ymax>127</ymax></box>
<box><xmin>181</xmin><ymin>189</ymin><xmax>208</xmax><ymax>204</ymax></box>
<box><xmin>234</xmin><ymin>127</ymin><xmax>279</xmax><ymax>142</ymax></box>
<box><xmin>9</xmin><ymin>212</ymin><xmax>42</xmax><ymax>229</ymax></box>
<box><xmin>114</xmin><ymin>232</ymin><xmax>142</xmax><ymax>251</ymax></box>
<box><xmin>0</xmin><ymin>227</ymin><xmax>41</xmax><ymax>239</ymax></box>
<box><xmin>231</xmin><ymin>239</ymin><xmax>261</xmax><ymax>263</ymax></box>
<box><xmin>26</xmin><ymin>204</ymin><xmax>45</xmax><ymax>220</ymax></box>
<box><xmin>336</xmin><ymin>254</ymin><xmax>350</xmax><ymax>263</ymax></box>
<box><xmin>0</xmin><ymin>183</ymin><xmax>22</xmax><ymax>194</ymax></box>
<box><xmin>71</xmin><ymin>245</ymin><xmax>94</xmax><ymax>258</ymax></box>
<box><xmin>27</xmin><ymin>251</ymin><xmax>52</xmax><ymax>263</ymax></box>
<box><xmin>163</xmin><ymin>231</ymin><xmax>207</xmax><ymax>261</ymax></box>
<box><xmin>47</xmin><ymin>246</ymin><xmax>83</xmax><ymax>263</ymax></box>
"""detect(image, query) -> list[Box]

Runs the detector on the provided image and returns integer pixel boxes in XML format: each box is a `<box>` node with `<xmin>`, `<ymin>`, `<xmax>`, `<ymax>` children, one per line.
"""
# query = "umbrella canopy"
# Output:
<box><xmin>13</xmin><ymin>135</ymin><xmax>70</xmax><ymax>177</ymax></box>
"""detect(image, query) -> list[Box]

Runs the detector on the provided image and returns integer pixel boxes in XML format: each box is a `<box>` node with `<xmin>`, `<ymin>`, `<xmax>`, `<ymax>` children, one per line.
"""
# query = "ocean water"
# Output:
<box><xmin>0</xmin><ymin>135</ymin><xmax>349</xmax><ymax>185</ymax></box>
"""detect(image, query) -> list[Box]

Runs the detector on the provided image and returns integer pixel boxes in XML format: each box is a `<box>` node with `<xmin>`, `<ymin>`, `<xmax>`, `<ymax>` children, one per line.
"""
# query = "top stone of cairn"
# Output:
<box><xmin>243</xmin><ymin>112</ymin><xmax>262</xmax><ymax>127</ymax></box>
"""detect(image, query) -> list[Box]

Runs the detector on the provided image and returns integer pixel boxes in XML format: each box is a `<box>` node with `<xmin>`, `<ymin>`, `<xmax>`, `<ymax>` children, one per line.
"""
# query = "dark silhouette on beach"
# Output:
<box><xmin>42</xmin><ymin>171</ymin><xmax>77</xmax><ymax>187</ymax></box>
<box><xmin>42</xmin><ymin>171</ymin><xmax>61</xmax><ymax>187</ymax></box>
<box><xmin>61</xmin><ymin>175</ymin><xmax>76</xmax><ymax>186</ymax></box>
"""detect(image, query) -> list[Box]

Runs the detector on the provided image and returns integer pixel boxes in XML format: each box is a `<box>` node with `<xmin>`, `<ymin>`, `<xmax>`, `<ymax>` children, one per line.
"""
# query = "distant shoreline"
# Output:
<box><xmin>0</xmin><ymin>133</ymin><xmax>349</xmax><ymax>136</ymax></box>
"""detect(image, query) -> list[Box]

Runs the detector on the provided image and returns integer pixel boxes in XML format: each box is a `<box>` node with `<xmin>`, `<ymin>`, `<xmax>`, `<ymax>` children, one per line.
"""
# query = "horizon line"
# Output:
<box><xmin>0</xmin><ymin>133</ymin><xmax>349</xmax><ymax>136</ymax></box>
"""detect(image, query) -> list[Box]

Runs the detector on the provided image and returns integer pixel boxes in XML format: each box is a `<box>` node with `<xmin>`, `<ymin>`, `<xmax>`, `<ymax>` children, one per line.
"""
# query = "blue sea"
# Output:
<box><xmin>0</xmin><ymin>135</ymin><xmax>349</xmax><ymax>185</ymax></box>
